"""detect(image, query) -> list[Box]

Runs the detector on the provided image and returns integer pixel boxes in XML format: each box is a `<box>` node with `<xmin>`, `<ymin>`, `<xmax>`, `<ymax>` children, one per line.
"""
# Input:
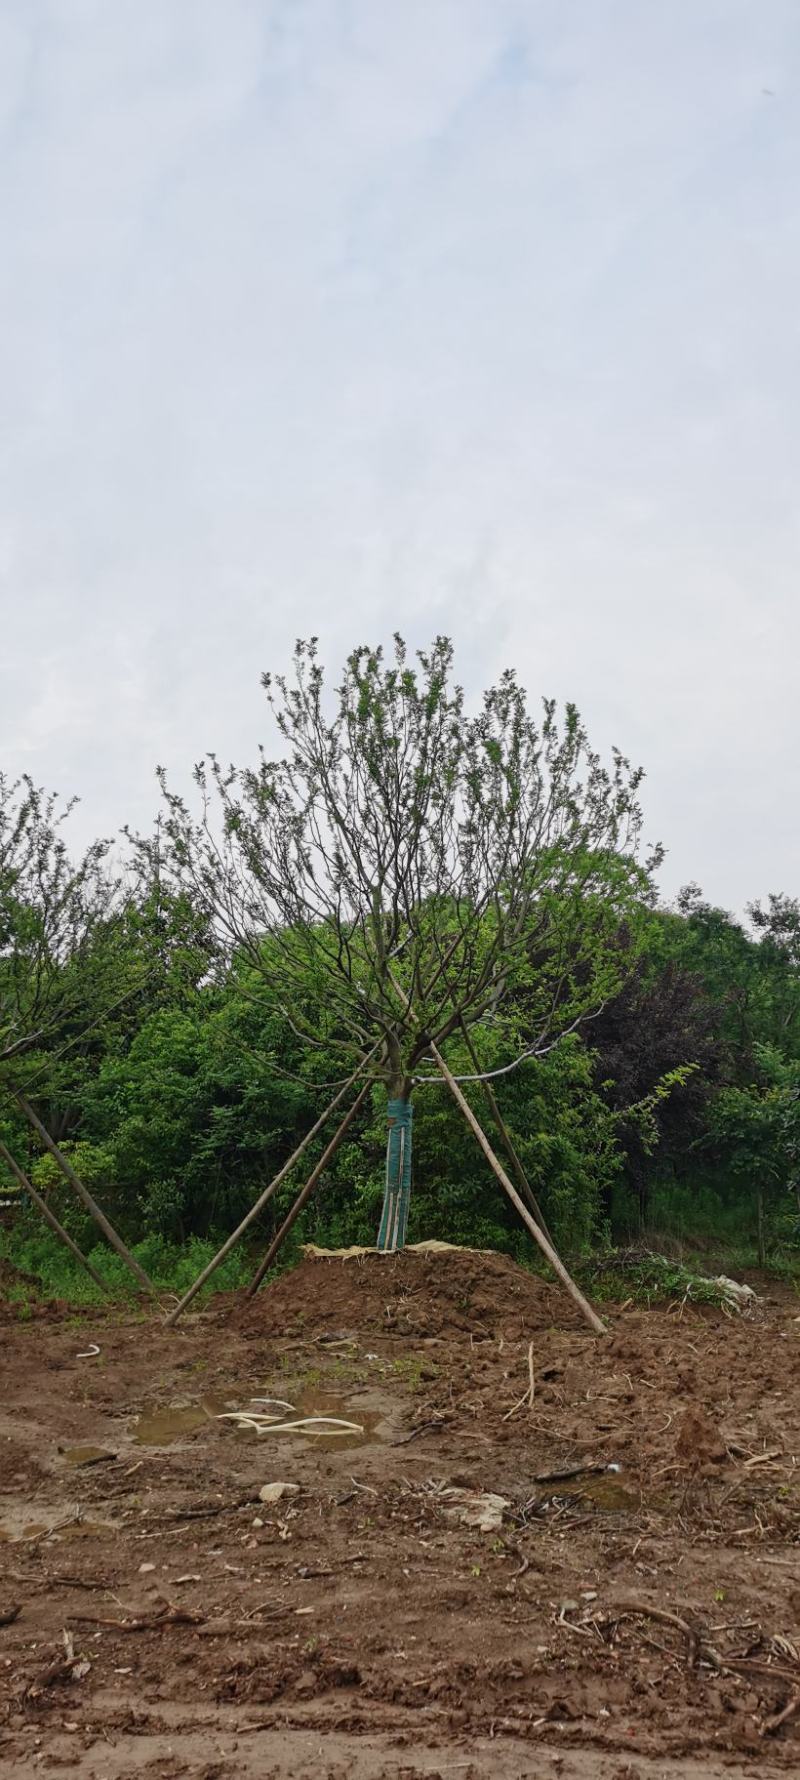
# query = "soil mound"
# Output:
<box><xmin>238</xmin><ymin>1244</ymin><xmax>585</xmax><ymax>1341</ymax></box>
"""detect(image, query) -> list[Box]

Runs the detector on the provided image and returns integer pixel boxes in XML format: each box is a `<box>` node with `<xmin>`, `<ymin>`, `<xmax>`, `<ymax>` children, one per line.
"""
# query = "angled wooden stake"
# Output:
<box><xmin>429</xmin><ymin>1042</ymin><xmax>605</xmax><ymax>1336</ymax></box>
<box><xmin>166</xmin><ymin>1048</ymin><xmax>379</xmax><ymax>1325</ymax></box>
<box><xmin>457</xmin><ymin>1015</ymin><xmax>554</xmax><ymax>1244</ymax></box>
<box><xmin>0</xmin><ymin>1139</ymin><xmax>111</xmax><ymax>1296</ymax></box>
<box><xmin>246</xmin><ymin>1079</ymin><xmax>371</xmax><ymax>1297</ymax></box>
<box><xmin>14</xmin><ymin>1092</ymin><xmax>158</xmax><ymax>1301</ymax></box>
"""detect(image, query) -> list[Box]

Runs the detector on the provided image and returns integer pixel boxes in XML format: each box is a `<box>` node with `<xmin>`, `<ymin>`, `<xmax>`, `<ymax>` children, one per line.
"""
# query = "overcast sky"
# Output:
<box><xmin>1</xmin><ymin>1</ymin><xmax>798</xmax><ymax>912</ymax></box>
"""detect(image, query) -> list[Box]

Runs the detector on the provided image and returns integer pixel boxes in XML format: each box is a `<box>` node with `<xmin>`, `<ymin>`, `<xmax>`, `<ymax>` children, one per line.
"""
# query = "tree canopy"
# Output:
<box><xmin>143</xmin><ymin>636</ymin><xmax>659</xmax><ymax>1251</ymax></box>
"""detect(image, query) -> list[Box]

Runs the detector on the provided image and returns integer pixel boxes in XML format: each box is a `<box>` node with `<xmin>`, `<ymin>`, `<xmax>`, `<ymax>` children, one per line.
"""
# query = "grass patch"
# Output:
<box><xmin>0</xmin><ymin>1225</ymin><xmax>251</xmax><ymax>1307</ymax></box>
<box><xmin>582</xmin><ymin>1248</ymin><xmax>758</xmax><ymax>1310</ymax></box>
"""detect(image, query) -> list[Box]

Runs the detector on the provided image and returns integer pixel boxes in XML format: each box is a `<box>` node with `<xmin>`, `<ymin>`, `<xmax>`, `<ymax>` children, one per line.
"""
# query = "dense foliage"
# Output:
<box><xmin>2</xmin><ymin>642</ymin><xmax>800</xmax><ymax>1289</ymax></box>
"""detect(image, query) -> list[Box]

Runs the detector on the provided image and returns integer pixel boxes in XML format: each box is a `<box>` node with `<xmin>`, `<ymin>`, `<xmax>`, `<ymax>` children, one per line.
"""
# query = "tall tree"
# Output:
<box><xmin>711</xmin><ymin>1046</ymin><xmax>800</xmax><ymax>1264</ymax></box>
<box><xmin>748</xmin><ymin>894</ymin><xmax>800</xmax><ymax>1056</ymax></box>
<box><xmin>0</xmin><ymin>774</ymin><xmax>120</xmax><ymax>1077</ymax></box>
<box><xmin>590</xmin><ymin>941</ymin><xmax>725</xmax><ymax>1227</ymax></box>
<box><xmin>147</xmin><ymin>636</ymin><xmax>659</xmax><ymax>1250</ymax></box>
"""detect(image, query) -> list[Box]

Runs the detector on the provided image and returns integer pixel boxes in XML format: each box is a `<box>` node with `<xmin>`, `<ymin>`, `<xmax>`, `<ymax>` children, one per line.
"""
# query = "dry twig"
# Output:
<box><xmin>762</xmin><ymin>1692</ymin><xmax>800</xmax><ymax>1736</ymax></box>
<box><xmin>67</xmin><ymin>1605</ymin><xmax>205</xmax><ymax>1631</ymax></box>
<box><xmin>503</xmin><ymin>1342</ymin><xmax>535</xmax><ymax>1421</ymax></box>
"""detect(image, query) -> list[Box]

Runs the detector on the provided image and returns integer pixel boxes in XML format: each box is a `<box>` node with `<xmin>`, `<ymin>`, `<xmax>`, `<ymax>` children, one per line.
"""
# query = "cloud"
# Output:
<box><xmin>1</xmin><ymin>0</ymin><xmax>799</xmax><ymax>907</ymax></box>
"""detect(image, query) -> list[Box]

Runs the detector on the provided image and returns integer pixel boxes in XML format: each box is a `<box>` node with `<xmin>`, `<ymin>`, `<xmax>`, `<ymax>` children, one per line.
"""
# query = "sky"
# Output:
<box><xmin>1</xmin><ymin>0</ymin><xmax>799</xmax><ymax>913</ymax></box>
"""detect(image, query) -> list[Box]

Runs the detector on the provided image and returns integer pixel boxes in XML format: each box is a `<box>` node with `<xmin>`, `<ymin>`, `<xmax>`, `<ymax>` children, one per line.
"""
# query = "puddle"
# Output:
<box><xmin>0</xmin><ymin>1515</ymin><xmax>114</xmax><ymax>1543</ymax></box>
<box><xmin>549</xmin><ymin>1473</ymin><xmax>641</xmax><ymax>1512</ymax></box>
<box><xmin>134</xmin><ymin>1396</ymin><xmax>229</xmax><ymax>1446</ymax></box>
<box><xmin>225</xmin><ymin>1388</ymin><xmax>392</xmax><ymax>1450</ymax></box>
<box><xmin>132</xmin><ymin>1389</ymin><xmax>394</xmax><ymax>1451</ymax></box>
<box><xmin>63</xmin><ymin>1445</ymin><xmax>116</xmax><ymax>1468</ymax></box>
<box><xmin>271</xmin><ymin>1390</ymin><xmax>384</xmax><ymax>1450</ymax></box>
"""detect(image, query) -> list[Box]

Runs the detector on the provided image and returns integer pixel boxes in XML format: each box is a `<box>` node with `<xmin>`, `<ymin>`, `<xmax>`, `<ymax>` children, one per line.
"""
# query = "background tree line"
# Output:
<box><xmin>2</xmin><ymin>643</ymin><xmax>799</xmax><ymax>1295</ymax></box>
<box><xmin>3</xmin><ymin>887</ymin><xmax>799</xmax><ymax>1264</ymax></box>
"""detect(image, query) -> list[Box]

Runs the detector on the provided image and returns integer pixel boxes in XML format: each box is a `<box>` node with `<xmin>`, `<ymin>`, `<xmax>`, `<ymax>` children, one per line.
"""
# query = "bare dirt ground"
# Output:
<box><xmin>2</xmin><ymin>1246</ymin><xmax>800</xmax><ymax>1779</ymax></box>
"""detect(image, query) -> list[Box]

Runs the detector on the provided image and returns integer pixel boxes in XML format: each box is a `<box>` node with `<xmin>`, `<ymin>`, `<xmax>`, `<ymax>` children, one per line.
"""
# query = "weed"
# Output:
<box><xmin>0</xmin><ymin>1227</ymin><xmax>252</xmax><ymax>1306</ymax></box>
<box><xmin>392</xmin><ymin>1355</ymin><xmax>436</xmax><ymax>1391</ymax></box>
<box><xmin>584</xmin><ymin>1249</ymin><xmax>757</xmax><ymax>1309</ymax></box>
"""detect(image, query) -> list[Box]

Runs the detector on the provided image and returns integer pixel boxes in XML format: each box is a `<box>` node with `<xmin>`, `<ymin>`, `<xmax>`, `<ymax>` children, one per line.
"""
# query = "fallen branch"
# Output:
<box><xmin>534</xmin><ymin>1462</ymin><xmax>605</xmax><ymax>1483</ymax></box>
<box><xmin>148</xmin><ymin>1491</ymin><xmax>261</xmax><ymax>1524</ymax></box>
<box><xmin>761</xmin><ymin>1692</ymin><xmax>800</xmax><ymax>1736</ymax></box>
<box><xmin>392</xmin><ymin>1417</ymin><xmax>448</xmax><ymax>1447</ymax></box>
<box><xmin>67</xmin><ymin>1606</ymin><xmax>205</xmax><ymax>1631</ymax></box>
<box><xmin>611</xmin><ymin>1599</ymin><xmax>701</xmax><ymax>1666</ymax></box>
<box><xmin>23</xmin><ymin>1514</ymin><xmax>83</xmax><ymax>1546</ymax></box>
<box><xmin>22</xmin><ymin>1658</ymin><xmax>79</xmax><ymax>1697</ymax></box>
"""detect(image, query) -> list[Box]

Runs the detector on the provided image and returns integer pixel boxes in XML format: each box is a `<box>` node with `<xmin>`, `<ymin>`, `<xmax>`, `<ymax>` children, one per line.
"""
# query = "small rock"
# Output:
<box><xmin>443</xmin><ymin>1489</ymin><xmax>509</xmax><ymax>1533</ymax></box>
<box><xmin>258</xmin><ymin>1482</ymin><xmax>299</xmax><ymax>1504</ymax></box>
<box><xmin>138</xmin><ymin>1562</ymin><xmax>156</xmax><ymax>1575</ymax></box>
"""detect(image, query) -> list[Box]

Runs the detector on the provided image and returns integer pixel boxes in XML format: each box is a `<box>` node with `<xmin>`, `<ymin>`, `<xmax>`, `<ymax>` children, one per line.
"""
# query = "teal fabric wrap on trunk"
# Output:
<box><xmin>377</xmin><ymin>1098</ymin><xmax>413</xmax><ymax>1252</ymax></box>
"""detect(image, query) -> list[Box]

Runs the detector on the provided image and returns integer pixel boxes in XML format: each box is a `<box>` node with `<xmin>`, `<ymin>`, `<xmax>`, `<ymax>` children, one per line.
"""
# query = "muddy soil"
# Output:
<box><xmin>2</xmin><ymin>1246</ymin><xmax>800</xmax><ymax>1778</ymax></box>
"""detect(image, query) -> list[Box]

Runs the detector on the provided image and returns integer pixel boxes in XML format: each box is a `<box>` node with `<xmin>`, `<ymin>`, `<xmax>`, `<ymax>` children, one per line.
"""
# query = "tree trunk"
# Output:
<box><xmin>756</xmin><ymin>1182</ymin><xmax>765</xmax><ymax>1268</ymax></box>
<box><xmin>377</xmin><ymin>1094</ymin><xmax>413</xmax><ymax>1252</ymax></box>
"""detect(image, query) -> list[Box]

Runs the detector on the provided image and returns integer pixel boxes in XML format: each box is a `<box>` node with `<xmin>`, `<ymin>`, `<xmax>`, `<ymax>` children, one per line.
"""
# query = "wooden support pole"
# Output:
<box><xmin>14</xmin><ymin>1093</ymin><xmax>158</xmax><ymax>1301</ymax></box>
<box><xmin>0</xmin><ymin>1139</ymin><xmax>111</xmax><ymax>1296</ymax></box>
<box><xmin>246</xmin><ymin>1080</ymin><xmax>372</xmax><ymax>1298</ymax></box>
<box><xmin>429</xmin><ymin>1042</ymin><xmax>605</xmax><ymax>1336</ymax></box>
<box><xmin>457</xmin><ymin>1016</ymin><xmax>554</xmax><ymax>1245</ymax></box>
<box><xmin>165</xmin><ymin>1052</ymin><xmax>378</xmax><ymax>1326</ymax></box>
